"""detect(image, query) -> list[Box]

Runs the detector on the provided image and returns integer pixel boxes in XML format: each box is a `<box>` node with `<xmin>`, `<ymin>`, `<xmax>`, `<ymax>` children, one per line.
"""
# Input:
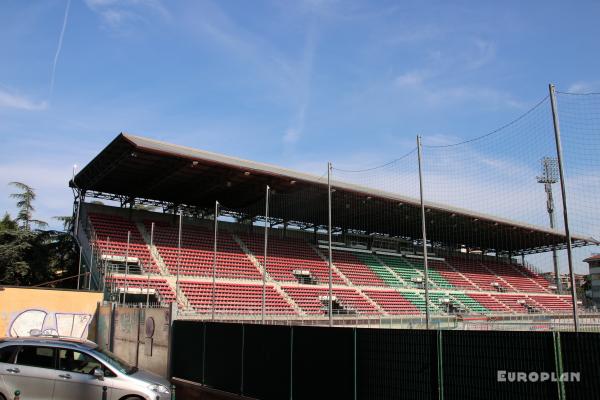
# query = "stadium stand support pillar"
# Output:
<box><xmin>212</xmin><ymin>201</ymin><xmax>219</xmax><ymax>321</ymax></box>
<box><xmin>549</xmin><ymin>83</ymin><xmax>579</xmax><ymax>332</ymax></box>
<box><xmin>437</xmin><ymin>330</ymin><xmax>444</xmax><ymax>400</ymax></box>
<box><xmin>262</xmin><ymin>185</ymin><xmax>270</xmax><ymax>324</ymax></box>
<box><xmin>176</xmin><ymin>211</ymin><xmax>182</xmax><ymax>306</ymax></box>
<box><xmin>327</xmin><ymin>161</ymin><xmax>333</xmax><ymax>327</ymax></box>
<box><xmin>417</xmin><ymin>135</ymin><xmax>431</xmax><ymax>330</ymax></box>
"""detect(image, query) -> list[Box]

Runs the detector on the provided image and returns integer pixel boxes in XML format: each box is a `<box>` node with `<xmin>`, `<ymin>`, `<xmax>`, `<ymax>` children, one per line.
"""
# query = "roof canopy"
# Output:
<box><xmin>72</xmin><ymin>133</ymin><xmax>598</xmax><ymax>255</ymax></box>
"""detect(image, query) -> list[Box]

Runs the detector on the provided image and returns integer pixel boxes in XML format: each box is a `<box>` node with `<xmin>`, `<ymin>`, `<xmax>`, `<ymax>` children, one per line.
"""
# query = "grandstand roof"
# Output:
<box><xmin>72</xmin><ymin>133</ymin><xmax>598</xmax><ymax>255</ymax></box>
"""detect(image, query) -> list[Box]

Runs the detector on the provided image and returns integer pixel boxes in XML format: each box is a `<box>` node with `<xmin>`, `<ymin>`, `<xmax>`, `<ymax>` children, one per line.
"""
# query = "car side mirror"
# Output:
<box><xmin>94</xmin><ymin>369</ymin><xmax>105</xmax><ymax>380</ymax></box>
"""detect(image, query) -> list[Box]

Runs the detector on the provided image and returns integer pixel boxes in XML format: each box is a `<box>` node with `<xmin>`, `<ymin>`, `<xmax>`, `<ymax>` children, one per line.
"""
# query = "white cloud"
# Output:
<box><xmin>85</xmin><ymin>0</ymin><xmax>169</xmax><ymax>30</ymax></box>
<box><xmin>283</xmin><ymin>128</ymin><xmax>301</xmax><ymax>144</ymax></box>
<box><xmin>567</xmin><ymin>81</ymin><xmax>600</xmax><ymax>93</ymax></box>
<box><xmin>0</xmin><ymin>89</ymin><xmax>47</xmax><ymax>111</ymax></box>
<box><xmin>465</xmin><ymin>38</ymin><xmax>495</xmax><ymax>70</ymax></box>
<box><xmin>394</xmin><ymin>70</ymin><xmax>428</xmax><ymax>87</ymax></box>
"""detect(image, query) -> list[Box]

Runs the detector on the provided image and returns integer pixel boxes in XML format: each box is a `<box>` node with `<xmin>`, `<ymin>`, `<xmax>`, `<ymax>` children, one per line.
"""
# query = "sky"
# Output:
<box><xmin>0</xmin><ymin>0</ymin><xmax>599</xmax><ymax>271</ymax></box>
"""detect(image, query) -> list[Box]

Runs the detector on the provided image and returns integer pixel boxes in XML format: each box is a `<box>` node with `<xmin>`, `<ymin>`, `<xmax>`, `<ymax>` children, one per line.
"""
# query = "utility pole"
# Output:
<box><xmin>537</xmin><ymin>156</ymin><xmax>562</xmax><ymax>293</ymax></box>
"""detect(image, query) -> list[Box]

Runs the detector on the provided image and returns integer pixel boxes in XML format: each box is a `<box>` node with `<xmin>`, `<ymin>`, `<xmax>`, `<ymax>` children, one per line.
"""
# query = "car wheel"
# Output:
<box><xmin>120</xmin><ymin>396</ymin><xmax>144</xmax><ymax>400</ymax></box>
<box><xmin>0</xmin><ymin>394</ymin><xmax>6</xmax><ymax>400</ymax></box>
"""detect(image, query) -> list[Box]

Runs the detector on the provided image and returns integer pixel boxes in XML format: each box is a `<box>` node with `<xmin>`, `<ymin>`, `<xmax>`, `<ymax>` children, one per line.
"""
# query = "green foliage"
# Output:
<box><xmin>0</xmin><ymin>184</ymin><xmax>77</xmax><ymax>287</ymax></box>
<box><xmin>0</xmin><ymin>213</ymin><xmax>17</xmax><ymax>231</ymax></box>
<box><xmin>9</xmin><ymin>182</ymin><xmax>47</xmax><ymax>230</ymax></box>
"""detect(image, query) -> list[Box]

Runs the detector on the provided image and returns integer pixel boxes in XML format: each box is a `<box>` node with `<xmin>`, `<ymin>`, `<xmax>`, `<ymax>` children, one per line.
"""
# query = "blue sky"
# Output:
<box><xmin>1</xmin><ymin>0</ymin><xmax>599</xmax><ymax>272</ymax></box>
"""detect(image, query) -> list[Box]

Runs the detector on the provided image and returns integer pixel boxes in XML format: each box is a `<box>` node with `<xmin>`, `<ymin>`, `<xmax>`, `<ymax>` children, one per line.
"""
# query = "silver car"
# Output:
<box><xmin>0</xmin><ymin>336</ymin><xmax>171</xmax><ymax>400</ymax></box>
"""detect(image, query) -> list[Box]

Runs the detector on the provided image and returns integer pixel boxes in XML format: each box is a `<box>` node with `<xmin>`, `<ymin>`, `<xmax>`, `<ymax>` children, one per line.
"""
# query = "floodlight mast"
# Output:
<box><xmin>537</xmin><ymin>157</ymin><xmax>561</xmax><ymax>293</ymax></box>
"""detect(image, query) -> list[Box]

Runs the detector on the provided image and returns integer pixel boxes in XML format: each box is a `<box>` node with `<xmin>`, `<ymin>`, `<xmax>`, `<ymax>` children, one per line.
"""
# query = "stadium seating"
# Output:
<box><xmin>377</xmin><ymin>255</ymin><xmax>427</xmax><ymax>288</ymax></box>
<box><xmin>88</xmin><ymin>206</ymin><xmax>580</xmax><ymax>319</ymax></box>
<box><xmin>483</xmin><ymin>261</ymin><xmax>549</xmax><ymax>293</ymax></box>
<box><xmin>239</xmin><ymin>234</ymin><xmax>345</xmax><ymax>284</ymax></box>
<box><xmin>361</xmin><ymin>289</ymin><xmax>421</xmax><ymax>315</ymax></box>
<box><xmin>446</xmin><ymin>257</ymin><xmax>508</xmax><ymax>292</ymax></box>
<box><xmin>526</xmin><ymin>295</ymin><xmax>572</xmax><ymax>312</ymax></box>
<box><xmin>106</xmin><ymin>276</ymin><xmax>175</xmax><ymax>302</ymax></box>
<box><xmin>281</xmin><ymin>285</ymin><xmax>379</xmax><ymax>315</ymax></box>
<box><xmin>180</xmin><ymin>280</ymin><xmax>295</xmax><ymax>314</ymax></box>
<box><xmin>405</xmin><ymin>258</ymin><xmax>455</xmax><ymax>289</ymax></box>
<box><xmin>433</xmin><ymin>260</ymin><xmax>480</xmax><ymax>291</ymax></box>
<box><xmin>88</xmin><ymin>213</ymin><xmax>160</xmax><ymax>274</ymax></box>
<box><xmin>146</xmin><ymin>221</ymin><xmax>262</xmax><ymax>280</ymax></box>
<box><xmin>450</xmin><ymin>292</ymin><xmax>488</xmax><ymax>313</ymax></box>
<box><xmin>355</xmin><ymin>253</ymin><xmax>404</xmax><ymax>287</ymax></box>
<box><xmin>467</xmin><ymin>293</ymin><xmax>512</xmax><ymax>312</ymax></box>
<box><xmin>330</xmin><ymin>250</ymin><xmax>387</xmax><ymax>286</ymax></box>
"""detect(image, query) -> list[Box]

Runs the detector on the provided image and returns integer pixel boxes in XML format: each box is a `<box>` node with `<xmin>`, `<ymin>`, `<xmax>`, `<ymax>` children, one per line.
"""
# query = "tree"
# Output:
<box><xmin>0</xmin><ymin>213</ymin><xmax>17</xmax><ymax>231</ymax></box>
<box><xmin>54</xmin><ymin>216</ymin><xmax>73</xmax><ymax>232</ymax></box>
<box><xmin>9</xmin><ymin>182</ymin><xmax>47</xmax><ymax>230</ymax></box>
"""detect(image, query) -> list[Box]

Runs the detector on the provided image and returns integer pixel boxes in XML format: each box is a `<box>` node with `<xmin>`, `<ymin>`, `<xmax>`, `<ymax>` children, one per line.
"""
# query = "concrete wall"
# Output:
<box><xmin>0</xmin><ymin>287</ymin><xmax>103</xmax><ymax>340</ymax></box>
<box><xmin>97</xmin><ymin>304</ymin><xmax>171</xmax><ymax>378</ymax></box>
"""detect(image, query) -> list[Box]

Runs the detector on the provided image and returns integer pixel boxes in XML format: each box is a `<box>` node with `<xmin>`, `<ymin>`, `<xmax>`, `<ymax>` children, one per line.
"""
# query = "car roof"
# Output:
<box><xmin>0</xmin><ymin>336</ymin><xmax>97</xmax><ymax>350</ymax></box>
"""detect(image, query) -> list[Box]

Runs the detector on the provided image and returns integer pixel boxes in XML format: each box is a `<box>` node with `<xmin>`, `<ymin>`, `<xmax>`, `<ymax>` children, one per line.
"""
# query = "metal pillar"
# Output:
<box><xmin>176</xmin><ymin>212</ymin><xmax>182</xmax><ymax>304</ymax></box>
<box><xmin>146</xmin><ymin>271</ymin><xmax>151</xmax><ymax>309</ymax></box>
<box><xmin>77</xmin><ymin>245</ymin><xmax>82</xmax><ymax>290</ymax></box>
<box><xmin>327</xmin><ymin>162</ymin><xmax>333</xmax><ymax>327</ymax></box>
<box><xmin>103</xmin><ymin>236</ymin><xmax>110</xmax><ymax>293</ymax></box>
<box><xmin>262</xmin><ymin>186</ymin><xmax>270</xmax><ymax>323</ymax></box>
<box><xmin>150</xmin><ymin>222</ymin><xmax>155</xmax><ymax>248</ymax></box>
<box><xmin>417</xmin><ymin>136</ymin><xmax>431</xmax><ymax>330</ymax></box>
<box><xmin>212</xmin><ymin>201</ymin><xmax>219</xmax><ymax>320</ymax></box>
<box><xmin>549</xmin><ymin>83</ymin><xmax>579</xmax><ymax>332</ymax></box>
<box><xmin>123</xmin><ymin>231</ymin><xmax>131</xmax><ymax>305</ymax></box>
<box><xmin>89</xmin><ymin>242</ymin><xmax>94</xmax><ymax>290</ymax></box>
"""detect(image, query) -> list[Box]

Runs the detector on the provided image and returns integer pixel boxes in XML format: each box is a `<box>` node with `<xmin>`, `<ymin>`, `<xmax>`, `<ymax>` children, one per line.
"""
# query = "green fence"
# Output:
<box><xmin>171</xmin><ymin>321</ymin><xmax>599</xmax><ymax>400</ymax></box>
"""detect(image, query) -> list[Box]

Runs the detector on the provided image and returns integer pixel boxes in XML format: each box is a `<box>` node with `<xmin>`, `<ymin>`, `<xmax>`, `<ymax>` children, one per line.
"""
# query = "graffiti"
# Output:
<box><xmin>8</xmin><ymin>309</ymin><xmax>92</xmax><ymax>338</ymax></box>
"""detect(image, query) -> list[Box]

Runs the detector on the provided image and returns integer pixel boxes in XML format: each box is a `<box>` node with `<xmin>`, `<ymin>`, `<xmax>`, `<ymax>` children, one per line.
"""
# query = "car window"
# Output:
<box><xmin>15</xmin><ymin>346</ymin><xmax>56</xmax><ymax>369</ymax></box>
<box><xmin>58</xmin><ymin>349</ymin><xmax>103</xmax><ymax>375</ymax></box>
<box><xmin>0</xmin><ymin>346</ymin><xmax>17</xmax><ymax>363</ymax></box>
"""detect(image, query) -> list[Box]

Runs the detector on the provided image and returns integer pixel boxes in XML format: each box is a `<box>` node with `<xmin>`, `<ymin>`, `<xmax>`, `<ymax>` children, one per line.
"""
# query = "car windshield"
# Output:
<box><xmin>91</xmin><ymin>347</ymin><xmax>137</xmax><ymax>375</ymax></box>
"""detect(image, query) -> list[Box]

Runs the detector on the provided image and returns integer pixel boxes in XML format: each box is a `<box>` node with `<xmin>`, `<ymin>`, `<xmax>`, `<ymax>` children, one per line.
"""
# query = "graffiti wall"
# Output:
<box><xmin>0</xmin><ymin>287</ymin><xmax>103</xmax><ymax>339</ymax></box>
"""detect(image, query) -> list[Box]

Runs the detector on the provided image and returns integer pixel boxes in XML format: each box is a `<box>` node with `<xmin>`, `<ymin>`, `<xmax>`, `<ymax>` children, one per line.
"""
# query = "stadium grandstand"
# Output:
<box><xmin>71</xmin><ymin>133</ymin><xmax>598</xmax><ymax>326</ymax></box>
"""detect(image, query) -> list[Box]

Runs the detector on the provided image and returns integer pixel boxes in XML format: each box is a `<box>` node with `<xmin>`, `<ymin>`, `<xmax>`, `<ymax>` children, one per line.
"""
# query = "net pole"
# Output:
<box><xmin>328</xmin><ymin>162</ymin><xmax>333</xmax><ymax>327</ymax></box>
<box><xmin>89</xmin><ymin>242</ymin><xmax>94</xmax><ymax>290</ymax></box>
<box><xmin>176</xmin><ymin>211</ymin><xmax>182</xmax><ymax>306</ymax></box>
<box><xmin>146</xmin><ymin>270</ymin><xmax>150</xmax><ymax>309</ymax></box>
<box><xmin>123</xmin><ymin>230</ymin><xmax>130</xmax><ymax>305</ymax></box>
<box><xmin>262</xmin><ymin>185</ymin><xmax>270</xmax><ymax>324</ymax></box>
<box><xmin>417</xmin><ymin>135</ymin><xmax>430</xmax><ymax>330</ymax></box>
<box><xmin>77</xmin><ymin>245</ymin><xmax>82</xmax><ymax>290</ymax></box>
<box><xmin>549</xmin><ymin>83</ymin><xmax>579</xmax><ymax>332</ymax></box>
<box><xmin>212</xmin><ymin>201</ymin><xmax>219</xmax><ymax>321</ymax></box>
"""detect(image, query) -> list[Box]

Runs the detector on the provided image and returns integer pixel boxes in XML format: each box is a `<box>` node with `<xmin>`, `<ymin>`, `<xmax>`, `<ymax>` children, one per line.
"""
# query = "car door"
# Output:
<box><xmin>4</xmin><ymin>345</ymin><xmax>57</xmax><ymax>400</ymax></box>
<box><xmin>52</xmin><ymin>348</ymin><xmax>112</xmax><ymax>400</ymax></box>
<box><xmin>0</xmin><ymin>345</ymin><xmax>18</xmax><ymax>398</ymax></box>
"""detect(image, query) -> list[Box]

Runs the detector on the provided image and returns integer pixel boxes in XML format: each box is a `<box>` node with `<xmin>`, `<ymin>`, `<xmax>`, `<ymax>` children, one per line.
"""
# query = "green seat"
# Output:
<box><xmin>400</xmin><ymin>291</ymin><xmax>437</xmax><ymax>314</ymax></box>
<box><xmin>450</xmin><ymin>292</ymin><xmax>488</xmax><ymax>313</ymax></box>
<box><xmin>379</xmin><ymin>256</ymin><xmax>429</xmax><ymax>288</ymax></box>
<box><xmin>355</xmin><ymin>253</ymin><xmax>403</xmax><ymax>288</ymax></box>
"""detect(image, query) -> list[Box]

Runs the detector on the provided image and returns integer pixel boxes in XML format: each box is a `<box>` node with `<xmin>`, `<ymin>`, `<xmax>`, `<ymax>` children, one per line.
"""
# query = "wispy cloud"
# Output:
<box><xmin>395</xmin><ymin>70</ymin><xmax>428</xmax><ymax>88</ymax></box>
<box><xmin>85</xmin><ymin>0</ymin><xmax>169</xmax><ymax>30</ymax></box>
<box><xmin>282</xmin><ymin>20</ymin><xmax>318</xmax><ymax>147</ymax></box>
<box><xmin>0</xmin><ymin>89</ymin><xmax>47</xmax><ymax>111</ymax></box>
<box><xmin>50</xmin><ymin>0</ymin><xmax>71</xmax><ymax>95</ymax></box>
<box><xmin>567</xmin><ymin>81</ymin><xmax>600</xmax><ymax>93</ymax></box>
